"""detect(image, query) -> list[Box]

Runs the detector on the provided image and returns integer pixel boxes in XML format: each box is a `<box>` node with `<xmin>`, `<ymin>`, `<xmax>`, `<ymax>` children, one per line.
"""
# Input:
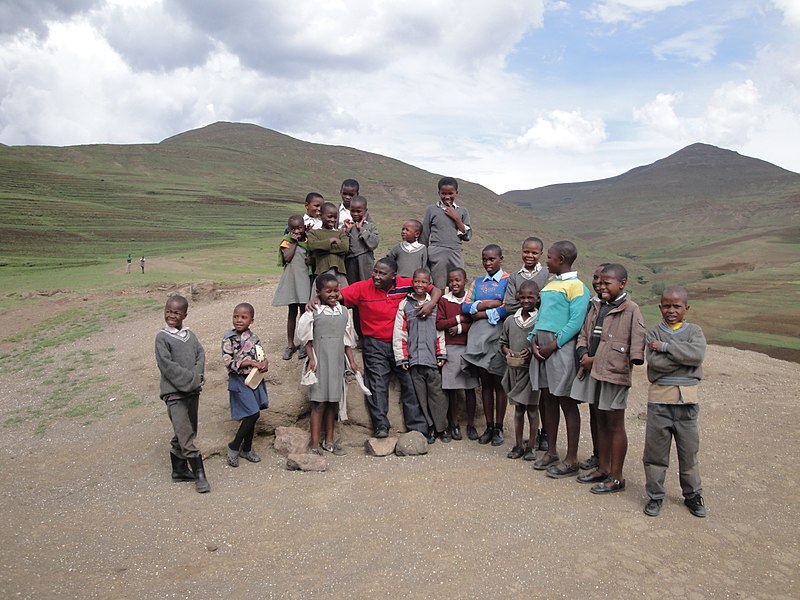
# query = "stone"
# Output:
<box><xmin>273</xmin><ymin>426</ymin><xmax>310</xmax><ymax>456</ymax></box>
<box><xmin>364</xmin><ymin>436</ymin><xmax>398</xmax><ymax>457</ymax></box>
<box><xmin>394</xmin><ymin>431</ymin><xmax>428</xmax><ymax>456</ymax></box>
<box><xmin>286</xmin><ymin>453</ymin><xmax>327</xmax><ymax>472</ymax></box>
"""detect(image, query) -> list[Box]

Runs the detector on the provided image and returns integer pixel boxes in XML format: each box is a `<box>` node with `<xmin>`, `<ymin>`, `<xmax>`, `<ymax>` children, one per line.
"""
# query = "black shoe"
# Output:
<box><xmin>507</xmin><ymin>445</ymin><xmax>525</xmax><ymax>459</ymax></box>
<box><xmin>427</xmin><ymin>429</ymin><xmax>437</xmax><ymax>444</ymax></box>
<box><xmin>450</xmin><ymin>425</ymin><xmax>462</xmax><ymax>441</ymax></box>
<box><xmin>170</xmin><ymin>453</ymin><xmax>195</xmax><ymax>482</ymax></box>
<box><xmin>491</xmin><ymin>427</ymin><xmax>504</xmax><ymax>446</ymax></box>
<box><xmin>537</xmin><ymin>430</ymin><xmax>548</xmax><ymax>451</ymax></box>
<box><xmin>439</xmin><ymin>430</ymin><xmax>452</xmax><ymax>443</ymax></box>
<box><xmin>467</xmin><ymin>425</ymin><xmax>479</xmax><ymax>441</ymax></box>
<box><xmin>188</xmin><ymin>456</ymin><xmax>210</xmax><ymax>493</ymax></box>
<box><xmin>478</xmin><ymin>423</ymin><xmax>494</xmax><ymax>445</ymax></box>
<box><xmin>522</xmin><ymin>447</ymin><xmax>537</xmax><ymax>461</ymax></box>
<box><xmin>374</xmin><ymin>427</ymin><xmax>389</xmax><ymax>439</ymax></box>
<box><xmin>578</xmin><ymin>454</ymin><xmax>600</xmax><ymax>470</ymax></box>
<box><xmin>644</xmin><ymin>499</ymin><xmax>663</xmax><ymax>517</ymax></box>
<box><xmin>684</xmin><ymin>495</ymin><xmax>706</xmax><ymax>517</ymax></box>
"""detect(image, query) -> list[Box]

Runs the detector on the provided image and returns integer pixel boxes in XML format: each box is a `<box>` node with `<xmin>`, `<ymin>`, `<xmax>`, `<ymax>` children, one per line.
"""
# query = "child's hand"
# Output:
<box><xmin>330</xmin><ymin>237</ymin><xmax>340</xmax><ymax>246</ymax></box>
<box><xmin>401</xmin><ymin>363</ymin><xmax>409</xmax><ymax>370</ymax></box>
<box><xmin>256</xmin><ymin>360</ymin><xmax>269</xmax><ymax>373</ymax></box>
<box><xmin>342</xmin><ymin>219</ymin><xmax>353</xmax><ymax>232</ymax></box>
<box><xmin>416</xmin><ymin>302</ymin><xmax>435</xmax><ymax>320</ymax></box>
<box><xmin>579</xmin><ymin>355</ymin><xmax>594</xmax><ymax>371</ymax></box>
<box><xmin>518</xmin><ymin>348</ymin><xmax>531</xmax><ymax>360</ymax></box>
<box><xmin>436</xmin><ymin>359</ymin><xmax>445</xmax><ymax>368</ymax></box>
<box><xmin>443</xmin><ymin>204</ymin><xmax>462</xmax><ymax>224</ymax></box>
<box><xmin>447</xmin><ymin>325</ymin><xmax>459</xmax><ymax>337</ymax></box>
<box><xmin>647</xmin><ymin>340</ymin><xmax>661</xmax><ymax>352</ymax></box>
<box><xmin>290</xmin><ymin>231</ymin><xmax>302</xmax><ymax>241</ymax></box>
<box><xmin>307</xmin><ymin>356</ymin><xmax>317</xmax><ymax>373</ymax></box>
<box><xmin>480</xmin><ymin>299</ymin><xmax>503</xmax><ymax>310</ymax></box>
<box><xmin>305</xmin><ymin>222</ymin><xmax>314</xmax><ymax>231</ymax></box>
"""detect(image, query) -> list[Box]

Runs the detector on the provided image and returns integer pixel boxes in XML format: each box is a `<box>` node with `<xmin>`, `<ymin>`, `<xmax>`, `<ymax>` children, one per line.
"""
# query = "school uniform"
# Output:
<box><xmin>436</xmin><ymin>292</ymin><xmax>478</xmax><ymax>390</ymax></box>
<box><xmin>345</xmin><ymin>221</ymin><xmax>380</xmax><ymax>284</ymax></box>
<box><xmin>503</xmin><ymin>264</ymin><xmax>551</xmax><ymax>313</ymax></box>
<box><xmin>272</xmin><ymin>235</ymin><xmax>312</xmax><ymax>306</ymax></box>
<box><xmin>460</xmin><ymin>270</ymin><xmax>510</xmax><ymax>377</ymax></box>
<box><xmin>501</xmin><ymin>309</ymin><xmax>540</xmax><ymax>406</ymax></box>
<box><xmin>386</xmin><ymin>242</ymin><xmax>428</xmax><ymax>279</ymax></box>
<box><xmin>420</xmin><ymin>202</ymin><xmax>472</xmax><ymax>288</ymax></box>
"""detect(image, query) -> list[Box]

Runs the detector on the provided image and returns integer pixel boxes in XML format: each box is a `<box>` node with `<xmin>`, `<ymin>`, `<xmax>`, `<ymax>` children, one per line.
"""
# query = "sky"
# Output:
<box><xmin>0</xmin><ymin>0</ymin><xmax>798</xmax><ymax>193</ymax></box>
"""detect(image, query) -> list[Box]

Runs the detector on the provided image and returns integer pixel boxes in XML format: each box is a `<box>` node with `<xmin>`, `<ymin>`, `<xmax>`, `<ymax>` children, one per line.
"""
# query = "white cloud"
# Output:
<box><xmin>632</xmin><ymin>93</ymin><xmax>687</xmax><ymax>136</ymax></box>
<box><xmin>772</xmin><ymin>0</ymin><xmax>800</xmax><ymax>27</ymax></box>
<box><xmin>514</xmin><ymin>110</ymin><xmax>607</xmax><ymax>152</ymax></box>
<box><xmin>653</xmin><ymin>25</ymin><xmax>723</xmax><ymax>63</ymax></box>
<box><xmin>584</xmin><ymin>0</ymin><xmax>693</xmax><ymax>24</ymax></box>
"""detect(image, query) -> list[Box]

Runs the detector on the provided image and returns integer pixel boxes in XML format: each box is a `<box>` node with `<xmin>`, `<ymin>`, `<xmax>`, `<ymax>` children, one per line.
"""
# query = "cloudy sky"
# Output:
<box><xmin>0</xmin><ymin>0</ymin><xmax>797</xmax><ymax>192</ymax></box>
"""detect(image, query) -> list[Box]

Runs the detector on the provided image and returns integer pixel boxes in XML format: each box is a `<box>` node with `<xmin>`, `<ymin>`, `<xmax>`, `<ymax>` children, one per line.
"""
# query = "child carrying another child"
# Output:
<box><xmin>642</xmin><ymin>286</ymin><xmax>708</xmax><ymax>518</ymax></box>
<box><xmin>436</xmin><ymin>268</ymin><xmax>479</xmax><ymax>440</ymax></box>
<box><xmin>420</xmin><ymin>177</ymin><xmax>472</xmax><ymax>289</ymax></box>
<box><xmin>222</xmin><ymin>302</ymin><xmax>269</xmax><ymax>469</ymax></box>
<box><xmin>461</xmin><ymin>245</ymin><xmax>510</xmax><ymax>446</ymax></box>
<box><xmin>155</xmin><ymin>295</ymin><xmax>209</xmax><ymax>493</ymax></box>
<box><xmin>296</xmin><ymin>274</ymin><xmax>359</xmax><ymax>456</ymax></box>
<box><xmin>571</xmin><ymin>264</ymin><xmax>645</xmax><ymax>493</ymax></box>
<box><xmin>530</xmin><ymin>241</ymin><xmax>590</xmax><ymax>478</ymax></box>
<box><xmin>273</xmin><ymin>215</ymin><xmax>313</xmax><ymax>360</ymax></box>
<box><xmin>386</xmin><ymin>219</ymin><xmax>428</xmax><ymax>278</ymax></box>
<box><xmin>307</xmin><ymin>202</ymin><xmax>350</xmax><ymax>292</ymax></box>
<box><xmin>393</xmin><ymin>268</ymin><xmax>450</xmax><ymax>443</ymax></box>
<box><xmin>500</xmin><ymin>280</ymin><xmax>541</xmax><ymax>459</ymax></box>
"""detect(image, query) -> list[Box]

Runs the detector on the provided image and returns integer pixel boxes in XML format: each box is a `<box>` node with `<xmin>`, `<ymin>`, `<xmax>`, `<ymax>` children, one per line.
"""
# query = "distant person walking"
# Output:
<box><xmin>126</xmin><ymin>254</ymin><xmax>132</xmax><ymax>274</ymax></box>
<box><xmin>140</xmin><ymin>256</ymin><xmax>146</xmax><ymax>274</ymax></box>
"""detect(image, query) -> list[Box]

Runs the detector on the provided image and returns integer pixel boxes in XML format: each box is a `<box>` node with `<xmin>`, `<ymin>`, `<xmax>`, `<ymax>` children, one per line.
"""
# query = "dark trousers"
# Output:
<box><xmin>642</xmin><ymin>403</ymin><xmax>702</xmax><ymax>500</ymax></box>
<box><xmin>166</xmin><ymin>393</ymin><xmax>200</xmax><ymax>459</ymax></box>
<box><xmin>361</xmin><ymin>336</ymin><xmax>426</xmax><ymax>434</ymax></box>
<box><xmin>410</xmin><ymin>365</ymin><xmax>449</xmax><ymax>432</ymax></box>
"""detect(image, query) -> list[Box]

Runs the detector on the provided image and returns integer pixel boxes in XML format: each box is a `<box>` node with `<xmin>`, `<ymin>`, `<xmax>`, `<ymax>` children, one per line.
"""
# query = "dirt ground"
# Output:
<box><xmin>0</xmin><ymin>282</ymin><xmax>798</xmax><ymax>599</ymax></box>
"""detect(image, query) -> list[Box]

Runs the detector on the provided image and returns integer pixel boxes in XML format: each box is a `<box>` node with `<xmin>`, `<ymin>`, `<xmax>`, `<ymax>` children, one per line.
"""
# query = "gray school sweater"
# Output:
<box><xmin>155</xmin><ymin>329</ymin><xmax>206</xmax><ymax>399</ymax></box>
<box><xmin>645</xmin><ymin>322</ymin><xmax>706</xmax><ymax>386</ymax></box>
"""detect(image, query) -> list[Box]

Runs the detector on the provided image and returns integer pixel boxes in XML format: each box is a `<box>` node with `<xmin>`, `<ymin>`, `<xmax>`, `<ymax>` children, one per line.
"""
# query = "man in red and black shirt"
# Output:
<box><xmin>341</xmin><ymin>257</ymin><xmax>441</xmax><ymax>437</ymax></box>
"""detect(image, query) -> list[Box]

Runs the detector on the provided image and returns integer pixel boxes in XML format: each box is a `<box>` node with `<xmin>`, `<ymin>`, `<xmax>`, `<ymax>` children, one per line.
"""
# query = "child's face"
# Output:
<box><xmin>288</xmin><ymin>219</ymin><xmax>305</xmax><ymax>239</ymax></box>
<box><xmin>438</xmin><ymin>185</ymin><xmax>458</xmax><ymax>206</ymax></box>
<box><xmin>592</xmin><ymin>266</ymin><xmax>604</xmax><ymax>295</ymax></box>
<box><xmin>659</xmin><ymin>292</ymin><xmax>689</xmax><ymax>325</ymax></box>
<box><xmin>447</xmin><ymin>271</ymin><xmax>466</xmax><ymax>296</ymax></box>
<box><xmin>598</xmin><ymin>273</ymin><xmax>625</xmax><ymax>301</ymax></box>
<box><xmin>232</xmin><ymin>306</ymin><xmax>254</xmax><ymax>333</ymax></box>
<box><xmin>319</xmin><ymin>281</ymin><xmax>340</xmax><ymax>307</ymax></box>
<box><xmin>545</xmin><ymin>247</ymin><xmax>563</xmax><ymax>275</ymax></box>
<box><xmin>517</xmin><ymin>288</ymin><xmax>539</xmax><ymax>313</ymax></box>
<box><xmin>412</xmin><ymin>273</ymin><xmax>430</xmax><ymax>297</ymax></box>
<box><xmin>482</xmin><ymin>249</ymin><xmax>503</xmax><ymax>276</ymax></box>
<box><xmin>321</xmin><ymin>206</ymin><xmax>338</xmax><ymax>229</ymax></box>
<box><xmin>305</xmin><ymin>198</ymin><xmax>323</xmax><ymax>219</ymax></box>
<box><xmin>340</xmin><ymin>185</ymin><xmax>358</xmax><ymax>209</ymax></box>
<box><xmin>164</xmin><ymin>300</ymin><xmax>187</xmax><ymax>330</ymax></box>
<box><xmin>349</xmin><ymin>202</ymin><xmax>366</xmax><ymax>223</ymax></box>
<box><xmin>521</xmin><ymin>240</ymin><xmax>543</xmax><ymax>269</ymax></box>
<box><xmin>401</xmin><ymin>221</ymin><xmax>420</xmax><ymax>243</ymax></box>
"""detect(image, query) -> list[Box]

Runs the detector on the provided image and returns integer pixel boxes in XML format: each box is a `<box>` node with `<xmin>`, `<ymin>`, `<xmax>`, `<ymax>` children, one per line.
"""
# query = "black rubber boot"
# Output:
<box><xmin>170</xmin><ymin>453</ymin><xmax>195</xmax><ymax>482</ymax></box>
<box><xmin>189</xmin><ymin>456</ymin><xmax>211</xmax><ymax>493</ymax></box>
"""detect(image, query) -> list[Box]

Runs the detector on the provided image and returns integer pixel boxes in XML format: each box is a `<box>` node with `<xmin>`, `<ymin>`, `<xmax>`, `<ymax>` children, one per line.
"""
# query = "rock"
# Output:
<box><xmin>394</xmin><ymin>431</ymin><xmax>428</xmax><ymax>456</ymax></box>
<box><xmin>273</xmin><ymin>426</ymin><xmax>309</xmax><ymax>456</ymax></box>
<box><xmin>286</xmin><ymin>453</ymin><xmax>327</xmax><ymax>472</ymax></box>
<box><xmin>205</xmin><ymin>543</ymin><xmax>218</xmax><ymax>552</ymax></box>
<box><xmin>364</xmin><ymin>436</ymin><xmax>398</xmax><ymax>456</ymax></box>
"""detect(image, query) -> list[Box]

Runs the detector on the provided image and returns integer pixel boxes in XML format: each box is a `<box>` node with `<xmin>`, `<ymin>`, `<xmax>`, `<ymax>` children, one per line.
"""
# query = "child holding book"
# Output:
<box><xmin>386</xmin><ymin>219</ymin><xmax>428</xmax><ymax>278</ymax></box>
<box><xmin>154</xmin><ymin>295</ymin><xmax>209</xmax><ymax>493</ymax></box>
<box><xmin>643</xmin><ymin>286</ymin><xmax>708</xmax><ymax>517</ymax></box>
<box><xmin>296</xmin><ymin>274</ymin><xmax>359</xmax><ymax>456</ymax></box>
<box><xmin>222</xmin><ymin>302</ymin><xmax>269</xmax><ymax>469</ymax></box>
<box><xmin>500</xmin><ymin>280</ymin><xmax>541</xmax><ymax>459</ymax></box>
<box><xmin>273</xmin><ymin>214</ymin><xmax>313</xmax><ymax>360</ymax></box>
<box><xmin>571</xmin><ymin>264</ymin><xmax>645</xmax><ymax>493</ymax></box>
<box><xmin>436</xmin><ymin>268</ymin><xmax>479</xmax><ymax>440</ymax></box>
<box><xmin>394</xmin><ymin>268</ymin><xmax>449</xmax><ymax>442</ymax></box>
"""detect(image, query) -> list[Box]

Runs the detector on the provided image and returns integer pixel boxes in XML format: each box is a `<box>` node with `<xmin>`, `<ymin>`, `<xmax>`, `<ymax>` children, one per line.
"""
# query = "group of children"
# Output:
<box><xmin>155</xmin><ymin>177</ymin><xmax>708</xmax><ymax>518</ymax></box>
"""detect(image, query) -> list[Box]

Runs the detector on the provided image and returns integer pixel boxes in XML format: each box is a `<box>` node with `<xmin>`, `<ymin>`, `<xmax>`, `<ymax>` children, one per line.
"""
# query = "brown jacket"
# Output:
<box><xmin>577</xmin><ymin>297</ymin><xmax>646</xmax><ymax>387</ymax></box>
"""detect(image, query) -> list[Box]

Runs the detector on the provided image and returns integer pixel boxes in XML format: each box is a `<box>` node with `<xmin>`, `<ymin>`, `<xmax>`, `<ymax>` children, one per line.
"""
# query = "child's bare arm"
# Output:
<box><xmin>306</xmin><ymin>342</ymin><xmax>316</xmax><ymax>372</ymax></box>
<box><xmin>281</xmin><ymin>242</ymin><xmax>298</xmax><ymax>263</ymax></box>
<box><xmin>344</xmin><ymin>345</ymin><xmax>359</xmax><ymax>373</ymax></box>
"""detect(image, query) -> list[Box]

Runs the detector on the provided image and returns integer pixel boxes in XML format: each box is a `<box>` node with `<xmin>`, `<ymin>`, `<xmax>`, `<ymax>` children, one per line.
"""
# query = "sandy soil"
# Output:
<box><xmin>0</xmin><ymin>282</ymin><xmax>798</xmax><ymax>599</ymax></box>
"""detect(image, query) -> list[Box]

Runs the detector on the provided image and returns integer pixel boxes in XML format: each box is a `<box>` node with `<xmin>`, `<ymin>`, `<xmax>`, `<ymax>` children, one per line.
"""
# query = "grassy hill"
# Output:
<box><xmin>504</xmin><ymin>143</ymin><xmax>800</xmax><ymax>361</ymax></box>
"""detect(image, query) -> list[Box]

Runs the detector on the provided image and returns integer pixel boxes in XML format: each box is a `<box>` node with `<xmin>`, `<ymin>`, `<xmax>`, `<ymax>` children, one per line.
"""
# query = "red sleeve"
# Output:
<box><xmin>341</xmin><ymin>280</ymin><xmax>362</xmax><ymax>307</ymax></box>
<box><xmin>436</xmin><ymin>299</ymin><xmax>458</xmax><ymax>330</ymax></box>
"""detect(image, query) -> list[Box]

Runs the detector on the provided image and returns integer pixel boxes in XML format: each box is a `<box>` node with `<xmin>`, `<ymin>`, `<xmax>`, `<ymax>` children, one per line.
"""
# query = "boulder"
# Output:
<box><xmin>273</xmin><ymin>426</ymin><xmax>310</xmax><ymax>456</ymax></box>
<box><xmin>395</xmin><ymin>431</ymin><xmax>428</xmax><ymax>456</ymax></box>
<box><xmin>286</xmin><ymin>453</ymin><xmax>327</xmax><ymax>472</ymax></box>
<box><xmin>364</xmin><ymin>436</ymin><xmax>398</xmax><ymax>457</ymax></box>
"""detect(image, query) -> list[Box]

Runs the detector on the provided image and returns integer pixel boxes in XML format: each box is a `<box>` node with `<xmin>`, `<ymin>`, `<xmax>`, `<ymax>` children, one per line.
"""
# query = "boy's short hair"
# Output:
<box><xmin>287</xmin><ymin>214</ymin><xmax>304</xmax><ymax>227</ymax></box>
<box><xmin>305</xmin><ymin>192</ymin><xmax>324</xmax><ymax>204</ymax></box>
<box><xmin>483</xmin><ymin>243</ymin><xmax>503</xmax><ymax>256</ymax></box>
<box><xmin>405</xmin><ymin>219</ymin><xmax>422</xmax><ymax>232</ymax></box>
<box><xmin>376</xmin><ymin>257</ymin><xmax>398</xmax><ymax>274</ymax></box>
<box><xmin>341</xmin><ymin>179</ymin><xmax>359</xmax><ymax>191</ymax></box>
<box><xmin>320</xmin><ymin>202</ymin><xmax>338</xmax><ymax>214</ymax></box>
<box><xmin>551</xmin><ymin>240</ymin><xmax>578</xmax><ymax>264</ymax></box>
<box><xmin>235</xmin><ymin>302</ymin><xmax>255</xmax><ymax>317</ymax></box>
<box><xmin>447</xmin><ymin>267</ymin><xmax>467</xmax><ymax>280</ymax></box>
<box><xmin>518</xmin><ymin>280</ymin><xmax>540</xmax><ymax>295</ymax></box>
<box><xmin>412</xmin><ymin>268</ymin><xmax>431</xmax><ymax>280</ymax></box>
<box><xmin>523</xmin><ymin>236</ymin><xmax>544</xmax><ymax>250</ymax></box>
<box><xmin>166</xmin><ymin>294</ymin><xmax>189</xmax><ymax>311</ymax></box>
<box><xmin>601</xmin><ymin>263</ymin><xmax>628</xmax><ymax>281</ymax></box>
<box><xmin>437</xmin><ymin>176</ymin><xmax>458</xmax><ymax>191</ymax></box>
<box><xmin>315</xmin><ymin>273</ymin><xmax>339</xmax><ymax>291</ymax></box>
<box><xmin>662</xmin><ymin>285</ymin><xmax>689</xmax><ymax>303</ymax></box>
<box><xmin>350</xmin><ymin>195</ymin><xmax>368</xmax><ymax>208</ymax></box>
